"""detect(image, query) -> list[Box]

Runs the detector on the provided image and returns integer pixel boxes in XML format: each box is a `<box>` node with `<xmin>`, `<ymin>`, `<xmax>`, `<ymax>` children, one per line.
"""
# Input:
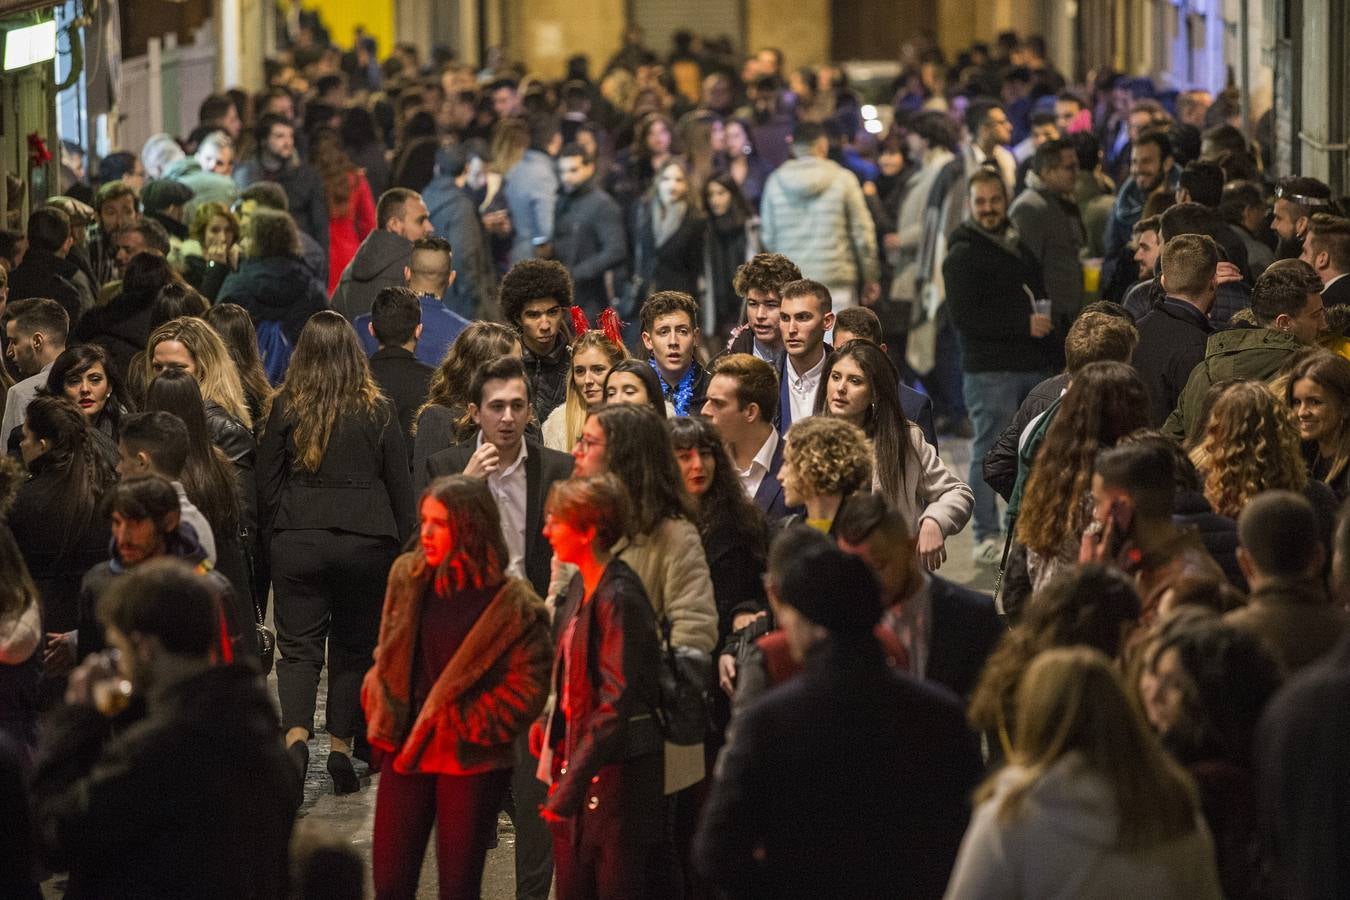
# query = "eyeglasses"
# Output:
<box><xmin>574</xmin><ymin>434</ymin><xmax>606</xmax><ymax>452</ymax></box>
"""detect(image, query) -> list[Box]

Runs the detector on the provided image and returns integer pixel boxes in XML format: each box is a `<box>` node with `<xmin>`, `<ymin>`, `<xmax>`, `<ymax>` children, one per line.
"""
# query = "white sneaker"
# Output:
<box><xmin>972</xmin><ymin>536</ymin><xmax>1004</xmax><ymax>566</ymax></box>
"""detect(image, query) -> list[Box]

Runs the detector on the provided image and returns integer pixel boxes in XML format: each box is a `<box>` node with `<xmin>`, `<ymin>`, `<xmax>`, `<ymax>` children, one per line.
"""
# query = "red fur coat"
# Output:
<box><xmin>362</xmin><ymin>553</ymin><xmax>553</xmax><ymax>775</ymax></box>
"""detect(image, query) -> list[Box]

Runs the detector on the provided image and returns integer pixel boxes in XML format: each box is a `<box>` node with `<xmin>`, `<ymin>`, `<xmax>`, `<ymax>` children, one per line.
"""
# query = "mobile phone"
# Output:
<box><xmin>1106</xmin><ymin>499</ymin><xmax>1134</xmax><ymax>558</ymax></box>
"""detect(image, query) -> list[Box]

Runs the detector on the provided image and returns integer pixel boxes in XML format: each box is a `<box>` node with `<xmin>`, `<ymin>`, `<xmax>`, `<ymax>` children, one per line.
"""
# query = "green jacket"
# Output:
<box><xmin>1162</xmin><ymin>324</ymin><xmax>1306</xmax><ymax>440</ymax></box>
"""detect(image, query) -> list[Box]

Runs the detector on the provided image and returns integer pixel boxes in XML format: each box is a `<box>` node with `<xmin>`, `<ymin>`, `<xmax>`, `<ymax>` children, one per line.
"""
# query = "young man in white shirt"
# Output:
<box><xmin>777</xmin><ymin>278</ymin><xmax>834</xmax><ymax>431</ymax></box>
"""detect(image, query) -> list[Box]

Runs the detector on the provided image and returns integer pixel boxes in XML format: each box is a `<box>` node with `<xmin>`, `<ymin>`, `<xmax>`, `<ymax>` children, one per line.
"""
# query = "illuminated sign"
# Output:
<box><xmin>3</xmin><ymin>19</ymin><xmax>56</xmax><ymax>72</ymax></box>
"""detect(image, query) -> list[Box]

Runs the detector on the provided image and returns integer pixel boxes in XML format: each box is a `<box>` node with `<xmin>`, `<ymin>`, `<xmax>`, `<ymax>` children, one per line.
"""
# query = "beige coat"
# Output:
<box><xmin>874</xmin><ymin>424</ymin><xmax>974</xmax><ymax>539</ymax></box>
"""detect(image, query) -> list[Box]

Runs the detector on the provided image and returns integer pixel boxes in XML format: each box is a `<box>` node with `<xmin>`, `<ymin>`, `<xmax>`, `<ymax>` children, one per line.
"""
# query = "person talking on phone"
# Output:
<box><xmin>1081</xmin><ymin>442</ymin><xmax>1223</xmax><ymax>629</ymax></box>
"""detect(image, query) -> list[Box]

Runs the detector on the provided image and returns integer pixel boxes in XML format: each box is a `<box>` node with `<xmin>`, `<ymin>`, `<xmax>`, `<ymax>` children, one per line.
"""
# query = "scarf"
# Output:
<box><xmin>650</xmin><ymin>358</ymin><xmax>697</xmax><ymax>415</ymax></box>
<box><xmin>651</xmin><ymin>196</ymin><xmax>688</xmax><ymax>247</ymax></box>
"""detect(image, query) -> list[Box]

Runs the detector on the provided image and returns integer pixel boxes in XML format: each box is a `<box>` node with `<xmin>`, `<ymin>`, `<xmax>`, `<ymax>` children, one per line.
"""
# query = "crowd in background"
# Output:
<box><xmin>0</xmin><ymin>14</ymin><xmax>1348</xmax><ymax>900</ymax></box>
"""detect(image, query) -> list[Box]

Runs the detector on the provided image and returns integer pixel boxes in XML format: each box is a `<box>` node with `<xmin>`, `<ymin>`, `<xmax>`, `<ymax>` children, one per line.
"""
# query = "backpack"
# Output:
<box><xmin>256</xmin><ymin>319</ymin><xmax>293</xmax><ymax>386</ymax></box>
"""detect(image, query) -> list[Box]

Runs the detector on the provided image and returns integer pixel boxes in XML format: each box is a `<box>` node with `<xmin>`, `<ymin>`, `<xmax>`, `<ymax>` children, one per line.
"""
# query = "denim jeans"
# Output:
<box><xmin>963</xmin><ymin>370</ymin><xmax>1048</xmax><ymax>542</ymax></box>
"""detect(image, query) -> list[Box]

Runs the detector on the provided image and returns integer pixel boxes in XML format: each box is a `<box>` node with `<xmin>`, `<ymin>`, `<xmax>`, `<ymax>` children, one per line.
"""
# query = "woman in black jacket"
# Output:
<box><xmin>535</xmin><ymin>473</ymin><xmax>665</xmax><ymax>900</ymax></box>
<box><xmin>632</xmin><ymin>160</ymin><xmax>705</xmax><ymax>300</ymax></box>
<box><xmin>73</xmin><ymin>253</ymin><xmax>182</xmax><ymax>384</ymax></box>
<box><xmin>9</xmin><ymin>396</ymin><xmax>116</xmax><ymax>686</ymax></box>
<box><xmin>258</xmin><ymin>311</ymin><xmax>414</xmax><ymax>793</ymax></box>
<box><xmin>701</xmin><ymin>174</ymin><xmax>760</xmax><ymax>339</ymax></box>
<box><xmin>216</xmin><ymin>207</ymin><xmax>328</xmax><ymax>348</ymax></box>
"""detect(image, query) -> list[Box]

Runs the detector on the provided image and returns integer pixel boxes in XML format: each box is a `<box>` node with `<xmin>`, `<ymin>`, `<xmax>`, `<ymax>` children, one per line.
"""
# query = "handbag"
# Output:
<box><xmin>655</xmin><ymin>615</ymin><xmax>713</xmax><ymax>746</ymax></box>
<box><xmin>255</xmin><ymin>607</ymin><xmax>276</xmax><ymax>676</ymax></box>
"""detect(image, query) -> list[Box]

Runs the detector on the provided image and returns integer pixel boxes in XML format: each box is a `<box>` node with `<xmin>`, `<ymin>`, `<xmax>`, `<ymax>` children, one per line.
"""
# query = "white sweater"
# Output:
<box><xmin>943</xmin><ymin>754</ymin><xmax>1222</xmax><ymax>900</ymax></box>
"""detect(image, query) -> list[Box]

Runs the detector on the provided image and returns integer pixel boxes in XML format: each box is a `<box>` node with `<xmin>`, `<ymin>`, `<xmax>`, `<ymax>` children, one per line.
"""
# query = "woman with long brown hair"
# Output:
<box><xmin>411</xmin><ymin>321</ymin><xmax>520</xmax><ymax>478</ymax></box>
<box><xmin>1283</xmin><ymin>350</ymin><xmax>1350</xmax><ymax>500</ymax></box>
<box><xmin>258</xmin><ymin>310</ymin><xmax>415</xmax><ymax>793</ymax></box>
<box><xmin>312</xmin><ymin>128</ymin><xmax>377</xmax><ymax>292</ymax></box>
<box><xmin>364</xmin><ymin>475</ymin><xmax>551</xmax><ymax>899</ymax></box>
<box><xmin>947</xmin><ymin>647</ymin><xmax>1221</xmax><ymax>898</ymax></box>
<box><xmin>1015</xmin><ymin>361</ymin><xmax>1151</xmax><ymax>592</ymax></box>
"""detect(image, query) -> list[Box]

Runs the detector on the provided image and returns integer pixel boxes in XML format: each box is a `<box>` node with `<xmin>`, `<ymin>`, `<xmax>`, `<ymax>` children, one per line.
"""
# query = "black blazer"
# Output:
<box><xmin>752</xmin><ymin>432</ymin><xmax>799</xmax><ymax>524</ymax></box>
<box><xmin>1322</xmin><ymin>274</ymin><xmax>1350</xmax><ymax>308</ymax></box>
<box><xmin>368</xmin><ymin>347</ymin><xmax>434</xmax><ymax>465</ymax></box>
<box><xmin>257</xmin><ymin>395</ymin><xmax>414</xmax><ymax>544</ymax></box>
<box><xmin>927</xmin><ymin>575</ymin><xmax>1007</xmax><ymax>702</ymax></box>
<box><xmin>422</xmin><ymin>437</ymin><xmax>575</xmax><ymax>598</ymax></box>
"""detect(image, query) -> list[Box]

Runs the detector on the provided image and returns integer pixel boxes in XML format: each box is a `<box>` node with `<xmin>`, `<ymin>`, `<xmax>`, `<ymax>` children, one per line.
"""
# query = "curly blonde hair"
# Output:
<box><xmin>783</xmin><ymin>417</ymin><xmax>872</xmax><ymax>499</ymax></box>
<box><xmin>1190</xmin><ymin>380</ymin><xmax>1307</xmax><ymax>517</ymax></box>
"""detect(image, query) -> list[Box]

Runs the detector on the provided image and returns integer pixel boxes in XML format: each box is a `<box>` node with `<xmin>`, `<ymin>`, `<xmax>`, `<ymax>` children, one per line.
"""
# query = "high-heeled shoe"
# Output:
<box><xmin>327</xmin><ymin>750</ymin><xmax>361</xmax><ymax>795</ymax></box>
<box><xmin>287</xmin><ymin>741</ymin><xmax>309</xmax><ymax>779</ymax></box>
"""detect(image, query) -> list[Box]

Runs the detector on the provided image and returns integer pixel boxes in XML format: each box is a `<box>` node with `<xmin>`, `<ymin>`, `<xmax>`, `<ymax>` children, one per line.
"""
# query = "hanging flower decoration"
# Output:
<box><xmin>27</xmin><ymin>133</ymin><xmax>52</xmax><ymax>167</ymax></box>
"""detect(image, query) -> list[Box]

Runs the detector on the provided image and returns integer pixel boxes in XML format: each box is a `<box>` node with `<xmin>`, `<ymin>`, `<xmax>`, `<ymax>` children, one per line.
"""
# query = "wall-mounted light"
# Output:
<box><xmin>3</xmin><ymin>19</ymin><xmax>57</xmax><ymax>72</ymax></box>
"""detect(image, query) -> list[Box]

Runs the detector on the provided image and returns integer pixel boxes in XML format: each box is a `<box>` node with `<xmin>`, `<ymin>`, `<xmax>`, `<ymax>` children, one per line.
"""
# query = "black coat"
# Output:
<box><xmin>522</xmin><ymin>336</ymin><xmax>571</xmax><ymax>425</ymax></box>
<box><xmin>926</xmin><ymin>575</ymin><xmax>1007</xmax><ymax>702</ymax></box>
<box><xmin>634</xmin><ymin>203</ymin><xmax>706</xmax><ymax>299</ymax></box>
<box><xmin>234</xmin><ymin>157</ymin><xmax>329</xmax><ymax>256</ymax></box>
<box><xmin>1255</xmin><ymin>633</ymin><xmax>1350</xmax><ymax>899</ymax></box>
<box><xmin>694</xmin><ymin>637</ymin><xmax>983</xmax><ymax>899</ymax></box>
<box><xmin>1133</xmin><ymin>297</ymin><xmax>1216</xmax><ymax>427</ymax></box>
<box><xmin>367</xmin><ymin>346</ymin><xmax>433</xmax><ymax>463</ymax></box>
<box><xmin>8</xmin><ymin>247</ymin><xmax>83</xmax><ymax>328</ymax></box>
<box><xmin>552</xmin><ymin>179</ymin><xmax>627</xmax><ymax>315</ymax></box>
<box><xmin>257</xmin><ymin>394</ymin><xmax>414</xmax><ymax>544</ymax></box>
<box><xmin>542</xmin><ymin>559</ymin><xmax>664</xmax><ymax>839</ymax></box>
<box><xmin>1322</xmin><ymin>274</ymin><xmax>1350</xmax><ymax>308</ymax></box>
<box><xmin>1173</xmin><ymin>489</ymin><xmax>1246</xmax><ymax>592</ymax></box>
<box><xmin>984</xmin><ymin>372</ymin><xmax>1069</xmax><ymax>501</ymax></box>
<box><xmin>71</xmin><ymin>286</ymin><xmax>160</xmax><ymax>385</ymax></box>
<box><xmin>422</xmin><ymin>438</ymin><xmax>574</xmax><ymax>598</ymax></box>
<box><xmin>7</xmin><ymin>458</ymin><xmax>111</xmax><ymax>634</ymax></box>
<box><xmin>30</xmin><ymin>664</ymin><xmax>298</xmax><ymax>899</ymax></box>
<box><xmin>216</xmin><ymin>255</ymin><xmax>329</xmax><ymax>345</ymax></box>
<box><xmin>942</xmin><ymin>221</ymin><xmax>1056</xmax><ymax>374</ymax></box>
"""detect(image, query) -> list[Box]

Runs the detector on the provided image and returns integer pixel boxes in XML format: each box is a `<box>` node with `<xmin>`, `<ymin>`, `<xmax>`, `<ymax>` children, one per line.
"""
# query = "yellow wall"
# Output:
<box><xmin>308</xmin><ymin>0</ymin><xmax>395</xmax><ymax>58</ymax></box>
<box><xmin>514</xmin><ymin>0</ymin><xmax>626</xmax><ymax>79</ymax></box>
<box><xmin>745</xmin><ymin>0</ymin><xmax>831</xmax><ymax>68</ymax></box>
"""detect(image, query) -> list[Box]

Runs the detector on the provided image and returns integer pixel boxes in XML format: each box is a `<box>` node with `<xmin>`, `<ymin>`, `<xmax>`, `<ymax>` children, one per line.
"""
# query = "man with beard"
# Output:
<box><xmin>1272</xmin><ymin>175</ymin><xmax>1337</xmax><ymax>260</ymax></box>
<box><xmin>943</xmin><ymin>168</ymin><xmax>1056</xmax><ymax>566</ymax></box>
<box><xmin>233</xmin><ymin>115</ymin><xmax>328</xmax><ymax>257</ymax></box>
<box><xmin>1102</xmin><ymin>129</ymin><xmax>1180</xmax><ymax>284</ymax></box>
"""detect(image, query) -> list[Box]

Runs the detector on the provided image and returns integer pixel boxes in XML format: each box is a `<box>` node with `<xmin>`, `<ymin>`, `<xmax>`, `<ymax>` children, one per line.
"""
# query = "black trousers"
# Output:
<box><xmin>372</xmin><ymin>764</ymin><xmax>510</xmax><ymax>900</ymax></box>
<box><xmin>502</xmin><ymin>732</ymin><xmax>553</xmax><ymax>900</ymax></box>
<box><xmin>271</xmin><ymin>529</ymin><xmax>397</xmax><ymax>740</ymax></box>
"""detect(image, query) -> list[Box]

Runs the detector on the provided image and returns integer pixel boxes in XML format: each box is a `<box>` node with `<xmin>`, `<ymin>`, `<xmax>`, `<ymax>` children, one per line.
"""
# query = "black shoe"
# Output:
<box><xmin>287</xmin><ymin>741</ymin><xmax>309</xmax><ymax>779</ymax></box>
<box><xmin>328</xmin><ymin>750</ymin><xmax>361</xmax><ymax>795</ymax></box>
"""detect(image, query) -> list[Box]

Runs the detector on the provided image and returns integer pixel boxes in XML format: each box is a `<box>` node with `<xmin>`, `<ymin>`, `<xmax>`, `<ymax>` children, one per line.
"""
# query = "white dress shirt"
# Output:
<box><xmin>478</xmin><ymin>433</ymin><xmax>529</xmax><ymax>581</ymax></box>
<box><xmin>786</xmin><ymin>351</ymin><xmax>827</xmax><ymax>425</ymax></box>
<box><xmin>738</xmin><ymin>427</ymin><xmax>779</xmax><ymax>500</ymax></box>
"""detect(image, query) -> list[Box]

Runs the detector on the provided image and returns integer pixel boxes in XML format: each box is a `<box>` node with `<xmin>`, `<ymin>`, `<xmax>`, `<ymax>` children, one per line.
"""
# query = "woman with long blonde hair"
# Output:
<box><xmin>258</xmin><ymin>310</ymin><xmax>415</xmax><ymax>793</ymax></box>
<box><xmin>541</xmin><ymin>330</ymin><xmax>627</xmax><ymax>452</ymax></box>
<box><xmin>946</xmin><ymin>647</ymin><xmax>1221</xmax><ymax>898</ymax></box>
<box><xmin>1189</xmin><ymin>380</ymin><xmax>1307</xmax><ymax>518</ymax></box>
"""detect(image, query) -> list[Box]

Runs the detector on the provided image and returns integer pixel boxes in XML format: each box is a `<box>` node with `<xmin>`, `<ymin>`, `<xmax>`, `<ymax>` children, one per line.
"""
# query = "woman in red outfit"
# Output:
<box><xmin>314</xmin><ymin>129</ymin><xmax>376</xmax><ymax>292</ymax></box>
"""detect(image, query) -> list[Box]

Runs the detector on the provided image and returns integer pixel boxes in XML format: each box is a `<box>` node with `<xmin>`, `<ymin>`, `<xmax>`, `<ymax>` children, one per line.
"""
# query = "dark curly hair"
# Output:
<box><xmin>498</xmin><ymin>259</ymin><xmax>573</xmax><ymax>328</ymax></box>
<box><xmin>732</xmin><ymin>252</ymin><xmax>803</xmax><ymax>300</ymax></box>
<box><xmin>667</xmin><ymin>416</ymin><xmax>768</xmax><ymax>554</ymax></box>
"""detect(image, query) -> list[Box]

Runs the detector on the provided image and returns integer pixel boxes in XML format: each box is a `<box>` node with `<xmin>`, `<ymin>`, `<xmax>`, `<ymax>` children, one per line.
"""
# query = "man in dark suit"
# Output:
<box><xmin>836</xmin><ymin>493</ymin><xmax>1005</xmax><ymax>702</ymax></box>
<box><xmin>834</xmin><ymin>306</ymin><xmax>939</xmax><ymax>448</ymax></box>
<box><xmin>365</xmin><ymin>287</ymin><xmax>434</xmax><ymax>465</ymax></box>
<box><xmin>694</xmin><ymin>528</ymin><xmax>982</xmax><ymax>899</ymax></box>
<box><xmin>419</xmin><ymin>355</ymin><xmax>571</xmax><ymax>900</ymax></box>
<box><xmin>702</xmin><ymin>352</ymin><xmax>799</xmax><ymax>523</ymax></box>
<box><xmin>1301</xmin><ymin>212</ymin><xmax>1350</xmax><ymax>308</ymax></box>
<box><xmin>420</xmin><ymin>354</ymin><xmax>573</xmax><ymax>597</ymax></box>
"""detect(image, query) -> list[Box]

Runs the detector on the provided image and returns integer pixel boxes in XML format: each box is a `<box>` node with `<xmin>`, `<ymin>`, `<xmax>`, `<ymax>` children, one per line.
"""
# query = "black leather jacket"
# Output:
<box><xmin>543</xmin><ymin>559</ymin><xmax>663</xmax><ymax>818</ymax></box>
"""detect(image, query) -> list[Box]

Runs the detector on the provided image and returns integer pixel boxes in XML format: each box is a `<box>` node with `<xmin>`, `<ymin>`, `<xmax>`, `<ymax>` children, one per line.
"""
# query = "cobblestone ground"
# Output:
<box><xmin>47</xmin><ymin>435</ymin><xmax>994</xmax><ymax>900</ymax></box>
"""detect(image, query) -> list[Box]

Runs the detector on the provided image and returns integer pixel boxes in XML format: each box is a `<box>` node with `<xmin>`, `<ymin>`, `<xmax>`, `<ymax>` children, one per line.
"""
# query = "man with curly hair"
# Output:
<box><xmin>499</xmin><ymin>259</ymin><xmax>574</xmax><ymax>422</ymax></box>
<box><xmin>718</xmin><ymin>252</ymin><xmax>803</xmax><ymax>367</ymax></box>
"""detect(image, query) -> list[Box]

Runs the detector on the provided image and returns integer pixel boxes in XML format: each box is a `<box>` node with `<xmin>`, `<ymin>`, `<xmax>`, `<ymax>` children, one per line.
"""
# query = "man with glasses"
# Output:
<box><xmin>1010</xmin><ymin>138</ymin><xmax>1085</xmax><ymax>336</ymax></box>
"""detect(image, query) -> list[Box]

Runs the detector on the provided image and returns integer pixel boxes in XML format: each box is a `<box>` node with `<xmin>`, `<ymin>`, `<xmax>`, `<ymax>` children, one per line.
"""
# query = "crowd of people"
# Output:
<box><xmin>0</xmin><ymin>16</ymin><xmax>1348</xmax><ymax>900</ymax></box>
